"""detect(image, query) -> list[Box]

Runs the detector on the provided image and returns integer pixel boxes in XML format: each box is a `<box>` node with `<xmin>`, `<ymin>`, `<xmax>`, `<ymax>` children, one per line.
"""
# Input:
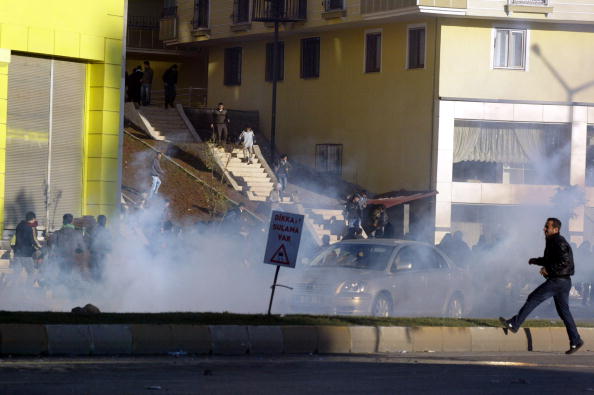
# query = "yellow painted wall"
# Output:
<box><xmin>439</xmin><ymin>19</ymin><xmax>594</xmax><ymax>102</ymax></box>
<box><xmin>0</xmin><ymin>0</ymin><xmax>125</xmax><ymax>223</ymax></box>
<box><xmin>208</xmin><ymin>19</ymin><xmax>437</xmax><ymax>193</ymax></box>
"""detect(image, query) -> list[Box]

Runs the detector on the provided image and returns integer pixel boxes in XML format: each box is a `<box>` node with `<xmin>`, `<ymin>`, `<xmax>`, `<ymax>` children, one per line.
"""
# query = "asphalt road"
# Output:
<box><xmin>1</xmin><ymin>352</ymin><xmax>593</xmax><ymax>395</ymax></box>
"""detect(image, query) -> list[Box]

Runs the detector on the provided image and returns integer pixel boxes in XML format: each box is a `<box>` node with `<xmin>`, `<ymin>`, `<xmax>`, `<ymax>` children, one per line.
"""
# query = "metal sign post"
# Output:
<box><xmin>263</xmin><ymin>210</ymin><xmax>304</xmax><ymax>315</ymax></box>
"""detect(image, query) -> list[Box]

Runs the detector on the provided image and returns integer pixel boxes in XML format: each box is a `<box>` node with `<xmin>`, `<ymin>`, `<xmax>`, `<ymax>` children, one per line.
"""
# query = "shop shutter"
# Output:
<box><xmin>47</xmin><ymin>59</ymin><xmax>85</xmax><ymax>230</ymax></box>
<box><xmin>5</xmin><ymin>56</ymin><xmax>51</xmax><ymax>229</ymax></box>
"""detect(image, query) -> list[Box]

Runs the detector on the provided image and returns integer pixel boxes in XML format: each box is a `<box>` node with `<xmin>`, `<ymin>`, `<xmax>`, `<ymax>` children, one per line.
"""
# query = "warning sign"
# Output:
<box><xmin>264</xmin><ymin>210</ymin><xmax>304</xmax><ymax>268</ymax></box>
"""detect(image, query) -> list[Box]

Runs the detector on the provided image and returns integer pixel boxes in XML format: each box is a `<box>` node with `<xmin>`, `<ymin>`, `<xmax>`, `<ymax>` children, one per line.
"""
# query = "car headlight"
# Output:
<box><xmin>340</xmin><ymin>281</ymin><xmax>366</xmax><ymax>294</ymax></box>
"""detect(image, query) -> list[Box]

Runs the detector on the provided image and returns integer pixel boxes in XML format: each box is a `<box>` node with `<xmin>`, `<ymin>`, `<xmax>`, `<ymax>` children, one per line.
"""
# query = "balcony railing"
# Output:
<box><xmin>150</xmin><ymin>87</ymin><xmax>208</xmax><ymax>109</ymax></box>
<box><xmin>252</xmin><ymin>0</ymin><xmax>307</xmax><ymax>22</ymax></box>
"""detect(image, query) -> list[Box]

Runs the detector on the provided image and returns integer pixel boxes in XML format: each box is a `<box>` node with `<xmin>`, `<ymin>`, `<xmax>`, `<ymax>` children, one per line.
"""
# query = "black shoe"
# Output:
<box><xmin>499</xmin><ymin>316</ymin><xmax>518</xmax><ymax>333</ymax></box>
<box><xmin>565</xmin><ymin>339</ymin><xmax>584</xmax><ymax>355</ymax></box>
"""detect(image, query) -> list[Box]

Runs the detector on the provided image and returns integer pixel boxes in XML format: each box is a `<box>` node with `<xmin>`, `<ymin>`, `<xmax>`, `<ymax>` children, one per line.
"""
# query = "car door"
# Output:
<box><xmin>417</xmin><ymin>245</ymin><xmax>452</xmax><ymax>315</ymax></box>
<box><xmin>388</xmin><ymin>245</ymin><xmax>429</xmax><ymax>316</ymax></box>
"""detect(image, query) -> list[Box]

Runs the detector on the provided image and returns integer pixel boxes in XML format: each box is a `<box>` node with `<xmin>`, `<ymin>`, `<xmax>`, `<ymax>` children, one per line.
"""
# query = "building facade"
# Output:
<box><xmin>0</xmin><ymin>0</ymin><xmax>126</xmax><ymax>232</ymax></box>
<box><xmin>167</xmin><ymin>0</ymin><xmax>594</xmax><ymax>244</ymax></box>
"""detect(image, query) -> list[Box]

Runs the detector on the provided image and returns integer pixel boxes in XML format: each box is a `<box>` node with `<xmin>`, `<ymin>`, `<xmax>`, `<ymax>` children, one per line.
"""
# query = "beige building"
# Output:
<box><xmin>162</xmin><ymin>0</ymin><xmax>594</xmax><ymax>245</ymax></box>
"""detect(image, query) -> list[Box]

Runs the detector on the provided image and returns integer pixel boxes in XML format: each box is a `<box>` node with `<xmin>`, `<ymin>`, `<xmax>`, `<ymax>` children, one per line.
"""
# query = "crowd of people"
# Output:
<box><xmin>11</xmin><ymin>212</ymin><xmax>111</xmax><ymax>282</ymax></box>
<box><xmin>125</xmin><ymin>61</ymin><xmax>178</xmax><ymax>109</ymax></box>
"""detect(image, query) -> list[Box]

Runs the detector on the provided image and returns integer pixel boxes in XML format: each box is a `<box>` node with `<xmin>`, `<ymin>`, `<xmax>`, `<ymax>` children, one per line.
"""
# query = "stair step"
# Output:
<box><xmin>0</xmin><ymin>259</ymin><xmax>10</xmax><ymax>269</ymax></box>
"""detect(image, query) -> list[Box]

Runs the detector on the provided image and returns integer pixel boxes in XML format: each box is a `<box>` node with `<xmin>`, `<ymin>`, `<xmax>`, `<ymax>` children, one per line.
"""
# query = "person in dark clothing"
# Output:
<box><xmin>127</xmin><ymin>66</ymin><xmax>143</xmax><ymax>105</ymax></box>
<box><xmin>369</xmin><ymin>205</ymin><xmax>388</xmax><ymax>238</ymax></box>
<box><xmin>140</xmin><ymin>60</ymin><xmax>154</xmax><ymax>106</ymax></box>
<box><xmin>343</xmin><ymin>227</ymin><xmax>364</xmax><ymax>240</ymax></box>
<box><xmin>88</xmin><ymin>215</ymin><xmax>111</xmax><ymax>281</ymax></box>
<box><xmin>210</xmin><ymin>102</ymin><xmax>230</xmax><ymax>145</ymax></box>
<box><xmin>500</xmin><ymin>218</ymin><xmax>583</xmax><ymax>354</ymax></box>
<box><xmin>274</xmin><ymin>155</ymin><xmax>291</xmax><ymax>198</ymax></box>
<box><xmin>162</xmin><ymin>64</ymin><xmax>178</xmax><ymax>109</ymax></box>
<box><xmin>344</xmin><ymin>193</ymin><xmax>362</xmax><ymax>230</ymax></box>
<box><xmin>49</xmin><ymin>213</ymin><xmax>87</xmax><ymax>274</ymax></box>
<box><xmin>148</xmin><ymin>152</ymin><xmax>165</xmax><ymax>200</ymax></box>
<box><xmin>13</xmin><ymin>211</ymin><xmax>41</xmax><ymax>273</ymax></box>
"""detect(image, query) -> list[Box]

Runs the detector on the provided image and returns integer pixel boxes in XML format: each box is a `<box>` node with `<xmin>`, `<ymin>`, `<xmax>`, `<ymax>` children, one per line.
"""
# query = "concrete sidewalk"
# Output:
<box><xmin>1</xmin><ymin>324</ymin><xmax>592</xmax><ymax>356</ymax></box>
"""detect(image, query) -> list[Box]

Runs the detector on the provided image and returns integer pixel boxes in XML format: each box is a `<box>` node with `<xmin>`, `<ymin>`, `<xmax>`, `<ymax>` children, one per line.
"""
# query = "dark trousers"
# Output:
<box><xmin>214</xmin><ymin>124</ymin><xmax>228</xmax><ymax>144</ymax></box>
<box><xmin>510</xmin><ymin>277</ymin><xmax>581</xmax><ymax>345</ymax></box>
<box><xmin>164</xmin><ymin>84</ymin><xmax>176</xmax><ymax>108</ymax></box>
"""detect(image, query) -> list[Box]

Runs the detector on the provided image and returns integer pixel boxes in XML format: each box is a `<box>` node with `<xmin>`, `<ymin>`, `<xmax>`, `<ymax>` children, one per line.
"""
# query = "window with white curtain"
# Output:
<box><xmin>452</xmin><ymin>120</ymin><xmax>571</xmax><ymax>185</ymax></box>
<box><xmin>493</xmin><ymin>28</ymin><xmax>526</xmax><ymax>69</ymax></box>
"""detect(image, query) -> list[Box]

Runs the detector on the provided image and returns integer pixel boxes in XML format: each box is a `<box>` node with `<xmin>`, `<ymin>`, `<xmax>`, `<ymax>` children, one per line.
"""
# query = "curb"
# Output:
<box><xmin>1</xmin><ymin>324</ymin><xmax>592</xmax><ymax>356</ymax></box>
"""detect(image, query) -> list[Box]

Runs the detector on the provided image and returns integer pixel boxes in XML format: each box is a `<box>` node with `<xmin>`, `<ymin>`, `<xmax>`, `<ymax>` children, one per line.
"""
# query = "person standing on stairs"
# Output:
<box><xmin>141</xmin><ymin>60</ymin><xmax>154</xmax><ymax>106</ymax></box>
<box><xmin>162</xmin><ymin>64</ymin><xmax>178</xmax><ymax>109</ymax></box>
<box><xmin>148</xmin><ymin>152</ymin><xmax>165</xmax><ymax>200</ymax></box>
<box><xmin>127</xmin><ymin>66</ymin><xmax>143</xmax><ymax>106</ymax></box>
<box><xmin>274</xmin><ymin>154</ymin><xmax>291</xmax><ymax>199</ymax></box>
<box><xmin>211</xmin><ymin>103</ymin><xmax>230</xmax><ymax>145</ymax></box>
<box><xmin>239</xmin><ymin>127</ymin><xmax>255</xmax><ymax>164</ymax></box>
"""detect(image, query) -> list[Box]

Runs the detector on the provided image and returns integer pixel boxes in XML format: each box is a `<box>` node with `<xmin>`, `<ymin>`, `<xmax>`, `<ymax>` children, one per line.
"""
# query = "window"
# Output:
<box><xmin>365</xmin><ymin>31</ymin><xmax>381</xmax><ymax>73</ymax></box>
<box><xmin>407</xmin><ymin>26</ymin><xmax>425</xmax><ymax>69</ymax></box>
<box><xmin>224</xmin><ymin>47</ymin><xmax>242</xmax><ymax>86</ymax></box>
<box><xmin>452</xmin><ymin>120</ymin><xmax>571</xmax><ymax>185</ymax></box>
<box><xmin>265</xmin><ymin>42</ymin><xmax>284</xmax><ymax>82</ymax></box>
<box><xmin>315</xmin><ymin>144</ymin><xmax>342</xmax><ymax>175</ymax></box>
<box><xmin>301</xmin><ymin>37</ymin><xmax>320</xmax><ymax>79</ymax></box>
<box><xmin>393</xmin><ymin>245</ymin><xmax>444</xmax><ymax>272</ymax></box>
<box><xmin>493</xmin><ymin>28</ymin><xmax>526</xmax><ymax>69</ymax></box>
<box><xmin>233</xmin><ymin>0</ymin><xmax>250</xmax><ymax>24</ymax></box>
<box><xmin>192</xmin><ymin>0</ymin><xmax>209</xmax><ymax>29</ymax></box>
<box><xmin>325</xmin><ymin>0</ymin><xmax>345</xmax><ymax>11</ymax></box>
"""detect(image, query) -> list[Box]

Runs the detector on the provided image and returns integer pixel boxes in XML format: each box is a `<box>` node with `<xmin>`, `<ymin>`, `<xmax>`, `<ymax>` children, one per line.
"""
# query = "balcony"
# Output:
<box><xmin>506</xmin><ymin>0</ymin><xmax>553</xmax><ymax>14</ymax></box>
<box><xmin>159</xmin><ymin>6</ymin><xmax>178</xmax><ymax>42</ymax></box>
<box><xmin>127</xmin><ymin>16</ymin><xmax>168</xmax><ymax>51</ymax></box>
<box><xmin>252</xmin><ymin>0</ymin><xmax>307</xmax><ymax>22</ymax></box>
<box><xmin>322</xmin><ymin>0</ymin><xmax>346</xmax><ymax>19</ymax></box>
<box><xmin>361</xmin><ymin>0</ymin><xmax>466</xmax><ymax>14</ymax></box>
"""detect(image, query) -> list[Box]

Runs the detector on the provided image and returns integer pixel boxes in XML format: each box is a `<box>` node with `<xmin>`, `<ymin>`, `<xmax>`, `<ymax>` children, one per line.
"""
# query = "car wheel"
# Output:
<box><xmin>372</xmin><ymin>293</ymin><xmax>393</xmax><ymax>317</ymax></box>
<box><xmin>446</xmin><ymin>294</ymin><xmax>464</xmax><ymax>318</ymax></box>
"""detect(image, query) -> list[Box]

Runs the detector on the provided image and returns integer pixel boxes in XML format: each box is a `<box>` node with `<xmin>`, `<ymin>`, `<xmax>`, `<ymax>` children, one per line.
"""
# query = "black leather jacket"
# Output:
<box><xmin>532</xmin><ymin>233</ymin><xmax>574</xmax><ymax>277</ymax></box>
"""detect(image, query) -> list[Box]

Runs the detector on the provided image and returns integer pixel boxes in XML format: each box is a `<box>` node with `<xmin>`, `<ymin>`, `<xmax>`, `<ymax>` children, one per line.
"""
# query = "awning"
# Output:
<box><xmin>367</xmin><ymin>191</ymin><xmax>438</xmax><ymax>209</ymax></box>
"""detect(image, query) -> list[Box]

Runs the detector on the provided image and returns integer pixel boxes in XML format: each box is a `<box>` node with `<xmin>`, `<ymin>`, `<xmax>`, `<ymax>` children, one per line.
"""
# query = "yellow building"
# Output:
<box><xmin>163</xmin><ymin>0</ymin><xmax>594</xmax><ymax>244</ymax></box>
<box><xmin>0</xmin><ymin>0</ymin><xmax>126</xmax><ymax>232</ymax></box>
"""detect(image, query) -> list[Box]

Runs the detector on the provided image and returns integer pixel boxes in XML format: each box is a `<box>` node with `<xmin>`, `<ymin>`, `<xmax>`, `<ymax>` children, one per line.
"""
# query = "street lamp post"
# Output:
<box><xmin>252</xmin><ymin>0</ymin><xmax>307</xmax><ymax>161</ymax></box>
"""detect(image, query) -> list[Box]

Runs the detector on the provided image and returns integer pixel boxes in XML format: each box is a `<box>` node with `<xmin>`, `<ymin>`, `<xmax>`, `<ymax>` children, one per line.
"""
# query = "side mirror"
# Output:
<box><xmin>395</xmin><ymin>262</ymin><xmax>412</xmax><ymax>271</ymax></box>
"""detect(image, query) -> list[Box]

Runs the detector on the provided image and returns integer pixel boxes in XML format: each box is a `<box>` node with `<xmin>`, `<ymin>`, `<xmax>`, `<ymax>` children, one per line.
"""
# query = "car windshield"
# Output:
<box><xmin>311</xmin><ymin>244</ymin><xmax>394</xmax><ymax>270</ymax></box>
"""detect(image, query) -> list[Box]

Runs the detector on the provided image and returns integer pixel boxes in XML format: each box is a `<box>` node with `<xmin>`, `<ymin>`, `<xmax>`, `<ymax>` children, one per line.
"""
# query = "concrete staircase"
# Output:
<box><xmin>0</xmin><ymin>242</ymin><xmax>12</xmax><ymax>274</ymax></box>
<box><xmin>304</xmin><ymin>208</ymin><xmax>346</xmax><ymax>244</ymax></box>
<box><xmin>137</xmin><ymin>106</ymin><xmax>196</xmax><ymax>142</ymax></box>
<box><xmin>212</xmin><ymin>146</ymin><xmax>278</xmax><ymax>202</ymax></box>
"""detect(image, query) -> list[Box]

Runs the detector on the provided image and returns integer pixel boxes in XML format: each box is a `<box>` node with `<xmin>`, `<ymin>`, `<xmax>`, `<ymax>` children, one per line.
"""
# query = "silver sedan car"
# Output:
<box><xmin>290</xmin><ymin>239</ymin><xmax>473</xmax><ymax>317</ymax></box>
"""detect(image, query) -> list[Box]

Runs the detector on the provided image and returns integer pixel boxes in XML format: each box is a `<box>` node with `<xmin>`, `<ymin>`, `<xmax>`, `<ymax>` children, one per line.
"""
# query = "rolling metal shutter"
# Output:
<box><xmin>5</xmin><ymin>56</ymin><xmax>51</xmax><ymax>229</ymax></box>
<box><xmin>47</xmin><ymin>60</ymin><xmax>85</xmax><ymax>230</ymax></box>
<box><xmin>5</xmin><ymin>55</ymin><xmax>85</xmax><ymax>231</ymax></box>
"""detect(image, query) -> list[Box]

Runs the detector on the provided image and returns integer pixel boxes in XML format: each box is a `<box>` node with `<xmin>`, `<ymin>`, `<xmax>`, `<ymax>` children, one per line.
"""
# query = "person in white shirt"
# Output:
<box><xmin>239</xmin><ymin>127</ymin><xmax>255</xmax><ymax>164</ymax></box>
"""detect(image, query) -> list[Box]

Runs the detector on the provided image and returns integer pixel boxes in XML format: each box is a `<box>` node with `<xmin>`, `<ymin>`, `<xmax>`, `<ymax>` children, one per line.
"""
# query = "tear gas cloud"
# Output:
<box><xmin>0</xmin><ymin>131</ymin><xmax>591</xmax><ymax>318</ymax></box>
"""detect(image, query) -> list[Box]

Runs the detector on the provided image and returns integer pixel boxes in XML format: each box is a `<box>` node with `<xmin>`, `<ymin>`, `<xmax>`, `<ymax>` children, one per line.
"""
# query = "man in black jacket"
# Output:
<box><xmin>500</xmin><ymin>217</ymin><xmax>583</xmax><ymax>354</ymax></box>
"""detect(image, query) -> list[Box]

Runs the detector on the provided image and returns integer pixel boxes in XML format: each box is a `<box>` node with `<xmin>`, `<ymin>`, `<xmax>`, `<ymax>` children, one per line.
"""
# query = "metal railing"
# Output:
<box><xmin>129</xmin><ymin>15</ymin><xmax>159</xmax><ymax>29</ymax></box>
<box><xmin>127</xmin><ymin>27</ymin><xmax>166</xmax><ymax>50</ymax></box>
<box><xmin>361</xmin><ymin>0</ymin><xmax>419</xmax><ymax>14</ymax></box>
<box><xmin>149</xmin><ymin>87</ymin><xmax>208</xmax><ymax>109</ymax></box>
<box><xmin>252</xmin><ymin>0</ymin><xmax>307</xmax><ymax>22</ymax></box>
<box><xmin>159</xmin><ymin>15</ymin><xmax>177</xmax><ymax>41</ymax></box>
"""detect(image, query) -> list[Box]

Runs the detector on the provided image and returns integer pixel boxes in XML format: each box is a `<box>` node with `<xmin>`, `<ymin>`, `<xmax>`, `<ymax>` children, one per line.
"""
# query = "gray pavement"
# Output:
<box><xmin>1</xmin><ymin>352</ymin><xmax>594</xmax><ymax>394</ymax></box>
